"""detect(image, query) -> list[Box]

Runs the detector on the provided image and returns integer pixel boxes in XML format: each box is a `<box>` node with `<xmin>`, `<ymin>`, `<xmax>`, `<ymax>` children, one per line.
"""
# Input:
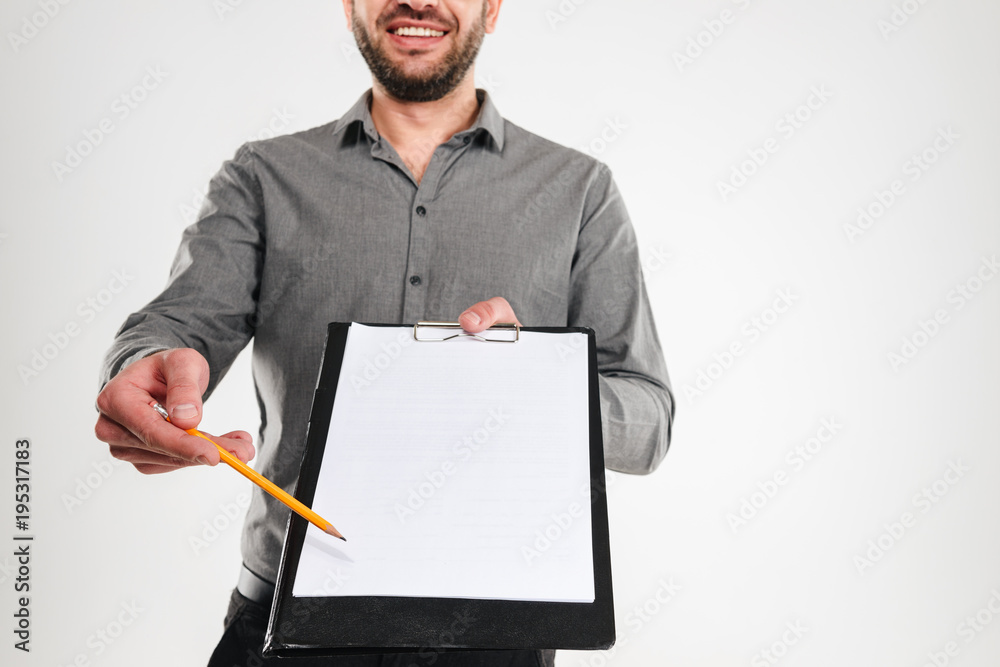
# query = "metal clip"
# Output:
<box><xmin>413</xmin><ymin>321</ymin><xmax>520</xmax><ymax>343</ymax></box>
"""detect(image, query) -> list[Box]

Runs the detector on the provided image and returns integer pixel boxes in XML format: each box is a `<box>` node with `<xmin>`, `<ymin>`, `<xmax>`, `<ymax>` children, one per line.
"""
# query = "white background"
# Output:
<box><xmin>1</xmin><ymin>1</ymin><xmax>998</xmax><ymax>665</ymax></box>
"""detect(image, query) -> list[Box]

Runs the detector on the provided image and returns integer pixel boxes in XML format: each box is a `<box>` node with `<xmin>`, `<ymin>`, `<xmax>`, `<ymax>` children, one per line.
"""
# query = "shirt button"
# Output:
<box><xmin>416</xmin><ymin>205</ymin><xmax>426</xmax><ymax>216</ymax></box>
<box><xmin>409</xmin><ymin>275</ymin><xmax>422</xmax><ymax>286</ymax></box>
<box><xmin>463</xmin><ymin>135</ymin><xmax>471</xmax><ymax>145</ymax></box>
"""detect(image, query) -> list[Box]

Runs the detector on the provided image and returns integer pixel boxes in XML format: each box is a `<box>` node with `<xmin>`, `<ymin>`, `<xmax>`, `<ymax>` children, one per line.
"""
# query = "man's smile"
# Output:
<box><xmin>385</xmin><ymin>19</ymin><xmax>451</xmax><ymax>49</ymax></box>
<box><xmin>389</xmin><ymin>26</ymin><xmax>447</xmax><ymax>37</ymax></box>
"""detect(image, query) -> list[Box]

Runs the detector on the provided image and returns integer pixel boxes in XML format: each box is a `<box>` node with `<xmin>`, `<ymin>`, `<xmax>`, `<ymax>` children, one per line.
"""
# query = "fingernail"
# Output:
<box><xmin>196</xmin><ymin>455</ymin><xmax>211</xmax><ymax>466</ymax></box>
<box><xmin>173</xmin><ymin>403</ymin><xmax>197</xmax><ymax>419</ymax></box>
<box><xmin>463</xmin><ymin>312</ymin><xmax>481</xmax><ymax>326</ymax></box>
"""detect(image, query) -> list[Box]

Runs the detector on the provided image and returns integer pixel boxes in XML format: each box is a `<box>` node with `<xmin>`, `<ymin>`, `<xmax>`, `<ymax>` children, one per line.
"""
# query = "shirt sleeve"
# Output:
<box><xmin>99</xmin><ymin>144</ymin><xmax>265</xmax><ymax>393</ymax></box>
<box><xmin>569</xmin><ymin>164</ymin><xmax>675</xmax><ymax>475</ymax></box>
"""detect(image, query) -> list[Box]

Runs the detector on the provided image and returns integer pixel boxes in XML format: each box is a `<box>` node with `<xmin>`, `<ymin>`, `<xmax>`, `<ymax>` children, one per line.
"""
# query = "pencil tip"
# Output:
<box><xmin>323</xmin><ymin>525</ymin><xmax>346</xmax><ymax>541</ymax></box>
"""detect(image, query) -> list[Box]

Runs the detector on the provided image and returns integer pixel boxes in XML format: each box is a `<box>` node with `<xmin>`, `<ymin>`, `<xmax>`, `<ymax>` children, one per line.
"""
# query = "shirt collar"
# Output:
<box><xmin>332</xmin><ymin>88</ymin><xmax>505</xmax><ymax>151</ymax></box>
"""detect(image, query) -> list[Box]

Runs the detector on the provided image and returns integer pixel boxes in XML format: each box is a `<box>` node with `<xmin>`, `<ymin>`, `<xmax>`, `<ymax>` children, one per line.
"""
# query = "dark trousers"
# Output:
<box><xmin>207</xmin><ymin>588</ymin><xmax>556</xmax><ymax>667</ymax></box>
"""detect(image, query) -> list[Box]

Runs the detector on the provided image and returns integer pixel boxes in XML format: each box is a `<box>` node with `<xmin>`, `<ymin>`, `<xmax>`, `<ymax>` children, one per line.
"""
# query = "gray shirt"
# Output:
<box><xmin>102</xmin><ymin>90</ymin><xmax>674</xmax><ymax>583</ymax></box>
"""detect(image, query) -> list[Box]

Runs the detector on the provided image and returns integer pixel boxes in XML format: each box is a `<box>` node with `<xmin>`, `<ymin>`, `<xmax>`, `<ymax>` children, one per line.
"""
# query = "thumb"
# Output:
<box><xmin>459</xmin><ymin>296</ymin><xmax>521</xmax><ymax>334</ymax></box>
<box><xmin>160</xmin><ymin>348</ymin><xmax>210</xmax><ymax>430</ymax></box>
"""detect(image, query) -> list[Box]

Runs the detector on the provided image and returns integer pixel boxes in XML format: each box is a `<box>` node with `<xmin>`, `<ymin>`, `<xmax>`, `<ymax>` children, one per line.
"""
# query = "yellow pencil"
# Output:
<box><xmin>151</xmin><ymin>402</ymin><xmax>345</xmax><ymax>541</ymax></box>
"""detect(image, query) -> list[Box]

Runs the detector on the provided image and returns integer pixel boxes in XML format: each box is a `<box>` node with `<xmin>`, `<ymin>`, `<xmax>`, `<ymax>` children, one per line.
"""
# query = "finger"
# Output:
<box><xmin>117</xmin><ymin>383</ymin><xmax>221</xmax><ymax>465</ymax></box>
<box><xmin>94</xmin><ymin>412</ymin><xmax>210</xmax><ymax>465</ymax></box>
<box><xmin>459</xmin><ymin>296</ymin><xmax>521</xmax><ymax>334</ymax></box>
<box><xmin>109</xmin><ymin>444</ymin><xmax>196</xmax><ymax>471</ymax></box>
<box><xmin>185</xmin><ymin>429</ymin><xmax>256</xmax><ymax>466</ymax></box>
<box><xmin>135</xmin><ymin>462</ymin><xmax>194</xmax><ymax>475</ymax></box>
<box><xmin>99</xmin><ymin>413</ymin><xmax>196</xmax><ymax>473</ymax></box>
<box><xmin>95</xmin><ymin>412</ymin><xmax>147</xmax><ymax>450</ymax></box>
<box><xmin>110</xmin><ymin>428</ymin><xmax>253</xmax><ymax>470</ymax></box>
<box><xmin>217</xmin><ymin>430</ymin><xmax>256</xmax><ymax>463</ymax></box>
<box><xmin>160</xmin><ymin>349</ymin><xmax>211</xmax><ymax>430</ymax></box>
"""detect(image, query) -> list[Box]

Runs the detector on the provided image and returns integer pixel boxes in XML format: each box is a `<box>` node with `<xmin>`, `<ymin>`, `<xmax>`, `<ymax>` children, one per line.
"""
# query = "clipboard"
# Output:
<box><xmin>263</xmin><ymin>321</ymin><xmax>615</xmax><ymax>657</ymax></box>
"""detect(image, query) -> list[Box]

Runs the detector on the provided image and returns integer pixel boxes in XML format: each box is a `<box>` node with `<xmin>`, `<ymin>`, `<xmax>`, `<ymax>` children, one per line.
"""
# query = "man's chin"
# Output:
<box><xmin>379</xmin><ymin>81</ymin><xmax>454</xmax><ymax>103</ymax></box>
<box><xmin>375</xmin><ymin>66</ymin><xmax>463</xmax><ymax>102</ymax></box>
<box><xmin>383</xmin><ymin>53</ymin><xmax>445</xmax><ymax>76</ymax></box>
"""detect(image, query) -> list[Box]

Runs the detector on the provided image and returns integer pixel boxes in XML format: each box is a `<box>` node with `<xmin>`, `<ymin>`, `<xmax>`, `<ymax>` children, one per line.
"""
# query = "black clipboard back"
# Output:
<box><xmin>263</xmin><ymin>322</ymin><xmax>614</xmax><ymax>657</ymax></box>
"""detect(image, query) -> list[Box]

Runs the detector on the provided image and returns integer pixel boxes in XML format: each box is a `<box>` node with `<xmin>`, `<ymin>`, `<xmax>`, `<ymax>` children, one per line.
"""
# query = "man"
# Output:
<box><xmin>95</xmin><ymin>0</ymin><xmax>674</xmax><ymax>664</ymax></box>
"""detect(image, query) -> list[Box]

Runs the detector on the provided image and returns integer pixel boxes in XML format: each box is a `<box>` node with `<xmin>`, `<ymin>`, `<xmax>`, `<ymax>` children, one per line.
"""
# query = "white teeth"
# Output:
<box><xmin>393</xmin><ymin>26</ymin><xmax>445</xmax><ymax>37</ymax></box>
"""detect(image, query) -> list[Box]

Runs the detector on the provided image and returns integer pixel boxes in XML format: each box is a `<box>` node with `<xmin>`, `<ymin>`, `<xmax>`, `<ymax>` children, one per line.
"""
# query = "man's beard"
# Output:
<box><xmin>352</xmin><ymin>4</ymin><xmax>486</xmax><ymax>103</ymax></box>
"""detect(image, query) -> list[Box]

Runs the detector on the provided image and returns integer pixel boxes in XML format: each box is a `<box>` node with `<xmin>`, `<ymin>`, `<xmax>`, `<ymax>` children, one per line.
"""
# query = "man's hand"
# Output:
<box><xmin>458</xmin><ymin>296</ymin><xmax>521</xmax><ymax>334</ymax></box>
<box><xmin>94</xmin><ymin>348</ymin><xmax>255</xmax><ymax>475</ymax></box>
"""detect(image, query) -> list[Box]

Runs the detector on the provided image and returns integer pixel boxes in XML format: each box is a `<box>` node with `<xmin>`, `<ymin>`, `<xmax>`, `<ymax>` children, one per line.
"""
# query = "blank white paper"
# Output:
<box><xmin>291</xmin><ymin>323</ymin><xmax>595</xmax><ymax>602</ymax></box>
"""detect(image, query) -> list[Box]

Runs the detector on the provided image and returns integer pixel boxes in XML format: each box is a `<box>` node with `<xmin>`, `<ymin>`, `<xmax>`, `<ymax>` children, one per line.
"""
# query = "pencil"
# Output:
<box><xmin>150</xmin><ymin>402</ymin><xmax>345</xmax><ymax>541</ymax></box>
